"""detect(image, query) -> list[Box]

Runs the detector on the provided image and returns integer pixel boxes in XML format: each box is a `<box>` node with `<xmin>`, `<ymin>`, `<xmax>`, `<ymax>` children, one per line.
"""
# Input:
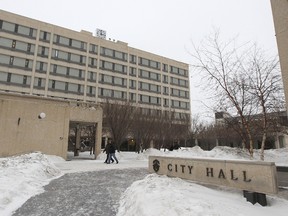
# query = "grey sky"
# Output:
<box><xmin>0</xmin><ymin>0</ymin><xmax>277</xmax><ymax>121</ymax></box>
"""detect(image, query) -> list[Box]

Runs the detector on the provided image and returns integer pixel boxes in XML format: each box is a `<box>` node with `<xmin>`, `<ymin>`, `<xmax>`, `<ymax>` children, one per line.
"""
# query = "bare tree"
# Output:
<box><xmin>131</xmin><ymin>107</ymin><xmax>158</xmax><ymax>151</ymax></box>
<box><xmin>244</xmin><ymin>47</ymin><xmax>283</xmax><ymax>160</ymax></box>
<box><xmin>102</xmin><ymin>99</ymin><xmax>135</xmax><ymax>150</ymax></box>
<box><xmin>191</xmin><ymin>31</ymin><xmax>255</xmax><ymax>158</ymax></box>
<box><xmin>190</xmin><ymin>114</ymin><xmax>208</xmax><ymax>146</ymax></box>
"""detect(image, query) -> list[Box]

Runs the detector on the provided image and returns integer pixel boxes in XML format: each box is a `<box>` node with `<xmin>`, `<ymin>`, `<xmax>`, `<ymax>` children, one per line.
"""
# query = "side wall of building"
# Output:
<box><xmin>0</xmin><ymin>93</ymin><xmax>102</xmax><ymax>159</ymax></box>
<box><xmin>271</xmin><ymin>0</ymin><xmax>288</xmax><ymax>110</ymax></box>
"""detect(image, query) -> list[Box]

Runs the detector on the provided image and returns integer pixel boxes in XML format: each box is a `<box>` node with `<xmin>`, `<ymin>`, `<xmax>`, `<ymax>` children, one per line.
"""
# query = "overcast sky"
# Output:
<box><xmin>0</xmin><ymin>0</ymin><xmax>278</xmax><ymax>121</ymax></box>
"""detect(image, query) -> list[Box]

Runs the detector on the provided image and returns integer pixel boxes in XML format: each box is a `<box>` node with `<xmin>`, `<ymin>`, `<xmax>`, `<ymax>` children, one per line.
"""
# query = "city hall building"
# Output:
<box><xmin>0</xmin><ymin>10</ymin><xmax>190</xmax><ymax>158</ymax></box>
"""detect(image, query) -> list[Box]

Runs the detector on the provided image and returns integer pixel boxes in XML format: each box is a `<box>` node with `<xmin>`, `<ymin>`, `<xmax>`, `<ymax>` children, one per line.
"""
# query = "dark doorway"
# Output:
<box><xmin>68</xmin><ymin>121</ymin><xmax>96</xmax><ymax>160</ymax></box>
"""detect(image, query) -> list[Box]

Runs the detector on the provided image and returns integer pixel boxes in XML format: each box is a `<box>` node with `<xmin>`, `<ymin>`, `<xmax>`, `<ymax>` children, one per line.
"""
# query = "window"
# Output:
<box><xmin>89</xmin><ymin>58</ymin><xmax>97</xmax><ymax>67</ymax></box>
<box><xmin>163</xmin><ymin>75</ymin><xmax>168</xmax><ymax>83</ymax></box>
<box><xmin>139</xmin><ymin>82</ymin><xmax>149</xmax><ymax>91</ymax></box>
<box><xmin>53</xmin><ymin>64</ymin><xmax>57</xmax><ymax>73</ymax></box>
<box><xmin>139</xmin><ymin>94</ymin><xmax>149</xmax><ymax>103</ymax></box>
<box><xmin>100</xmin><ymin>74</ymin><xmax>113</xmax><ymax>84</ymax></box>
<box><xmin>129</xmin><ymin>67</ymin><xmax>137</xmax><ymax>76</ymax></box>
<box><xmin>100</xmin><ymin>47</ymin><xmax>127</xmax><ymax>61</ymax></box>
<box><xmin>129</xmin><ymin>80</ymin><xmax>136</xmax><ymax>89</ymax></box>
<box><xmin>54</xmin><ymin>50</ymin><xmax>59</xmax><ymax>58</ymax></box>
<box><xmin>14</xmin><ymin>24</ymin><xmax>18</xmax><ymax>33</ymax></box>
<box><xmin>100</xmin><ymin>60</ymin><xmax>126</xmax><ymax>74</ymax></box>
<box><xmin>87</xmin><ymin>86</ymin><xmax>96</xmax><ymax>96</ymax></box>
<box><xmin>0</xmin><ymin>71</ymin><xmax>8</xmax><ymax>82</ymax></box>
<box><xmin>164</xmin><ymin>99</ymin><xmax>169</xmax><ymax>107</ymax></box>
<box><xmin>170</xmin><ymin>66</ymin><xmax>188</xmax><ymax>77</ymax></box>
<box><xmin>1</xmin><ymin>21</ymin><xmax>15</xmax><ymax>32</ymax></box>
<box><xmin>139</xmin><ymin>70</ymin><xmax>149</xmax><ymax>78</ymax></box>
<box><xmin>27</xmin><ymin>43</ymin><xmax>32</xmax><ymax>53</ymax></box>
<box><xmin>40</xmin><ymin>31</ymin><xmax>50</xmax><ymax>41</ymax></box>
<box><xmin>89</xmin><ymin>44</ymin><xmax>98</xmax><ymax>54</ymax></box>
<box><xmin>139</xmin><ymin>57</ymin><xmax>160</xmax><ymax>70</ymax></box>
<box><xmin>130</xmin><ymin>55</ymin><xmax>136</xmax><ymax>64</ymax></box>
<box><xmin>129</xmin><ymin>93</ymin><xmax>136</xmax><ymax>101</ymax></box>
<box><xmin>100</xmin><ymin>47</ymin><xmax>113</xmax><ymax>57</ymax></box>
<box><xmin>38</xmin><ymin>46</ymin><xmax>49</xmax><ymax>56</ymax></box>
<box><xmin>113</xmin><ymin>90</ymin><xmax>126</xmax><ymax>99</ymax></box>
<box><xmin>163</xmin><ymin>87</ymin><xmax>169</xmax><ymax>95</ymax></box>
<box><xmin>9</xmin><ymin>56</ymin><xmax>14</xmax><ymax>65</ymax></box>
<box><xmin>162</xmin><ymin>64</ymin><xmax>168</xmax><ymax>72</ymax></box>
<box><xmin>99</xmin><ymin>88</ymin><xmax>113</xmax><ymax>97</ymax></box>
<box><xmin>12</xmin><ymin>40</ymin><xmax>16</xmax><ymax>48</ymax></box>
<box><xmin>25</xmin><ymin>59</ymin><xmax>29</xmax><ymax>68</ymax></box>
<box><xmin>36</xmin><ymin>62</ymin><xmax>47</xmax><ymax>72</ymax></box>
<box><xmin>139</xmin><ymin>57</ymin><xmax>149</xmax><ymax>67</ymax></box>
<box><xmin>88</xmin><ymin>71</ymin><xmax>96</xmax><ymax>81</ymax></box>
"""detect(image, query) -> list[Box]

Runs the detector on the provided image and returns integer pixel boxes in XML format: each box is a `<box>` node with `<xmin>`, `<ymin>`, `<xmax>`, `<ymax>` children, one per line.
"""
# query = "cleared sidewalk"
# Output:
<box><xmin>13</xmin><ymin>168</ymin><xmax>148</xmax><ymax>216</ymax></box>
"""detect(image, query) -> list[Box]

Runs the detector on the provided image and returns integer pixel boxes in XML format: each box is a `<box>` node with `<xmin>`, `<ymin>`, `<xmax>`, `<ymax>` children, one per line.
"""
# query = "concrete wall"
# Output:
<box><xmin>271</xmin><ymin>0</ymin><xmax>288</xmax><ymax>111</ymax></box>
<box><xmin>0</xmin><ymin>93</ymin><xmax>102</xmax><ymax>159</ymax></box>
<box><xmin>149</xmin><ymin>156</ymin><xmax>278</xmax><ymax>195</ymax></box>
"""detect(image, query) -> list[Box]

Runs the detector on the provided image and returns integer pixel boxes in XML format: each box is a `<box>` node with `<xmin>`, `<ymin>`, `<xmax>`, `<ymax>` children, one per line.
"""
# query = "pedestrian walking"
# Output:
<box><xmin>108</xmin><ymin>142</ymin><xmax>119</xmax><ymax>164</ymax></box>
<box><xmin>103</xmin><ymin>141</ymin><xmax>114</xmax><ymax>163</ymax></box>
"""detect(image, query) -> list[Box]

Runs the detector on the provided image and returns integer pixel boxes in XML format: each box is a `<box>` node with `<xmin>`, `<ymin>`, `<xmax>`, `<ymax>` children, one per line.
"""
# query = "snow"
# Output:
<box><xmin>0</xmin><ymin>146</ymin><xmax>288</xmax><ymax>216</ymax></box>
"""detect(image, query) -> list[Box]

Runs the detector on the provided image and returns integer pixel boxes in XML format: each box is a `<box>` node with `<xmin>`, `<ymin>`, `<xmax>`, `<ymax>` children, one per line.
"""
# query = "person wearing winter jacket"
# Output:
<box><xmin>103</xmin><ymin>142</ymin><xmax>114</xmax><ymax>163</ymax></box>
<box><xmin>107</xmin><ymin>142</ymin><xmax>119</xmax><ymax>164</ymax></box>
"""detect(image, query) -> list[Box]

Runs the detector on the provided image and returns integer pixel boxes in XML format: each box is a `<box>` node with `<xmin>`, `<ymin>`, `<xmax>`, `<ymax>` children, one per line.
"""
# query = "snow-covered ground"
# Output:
<box><xmin>0</xmin><ymin>146</ymin><xmax>288</xmax><ymax>216</ymax></box>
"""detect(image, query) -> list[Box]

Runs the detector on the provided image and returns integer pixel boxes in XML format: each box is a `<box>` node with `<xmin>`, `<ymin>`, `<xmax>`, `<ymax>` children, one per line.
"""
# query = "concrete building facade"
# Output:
<box><xmin>271</xmin><ymin>0</ymin><xmax>288</xmax><ymax>111</ymax></box>
<box><xmin>0</xmin><ymin>9</ymin><xmax>190</xmax><ymax>120</ymax></box>
<box><xmin>0</xmin><ymin>93</ymin><xmax>103</xmax><ymax>159</ymax></box>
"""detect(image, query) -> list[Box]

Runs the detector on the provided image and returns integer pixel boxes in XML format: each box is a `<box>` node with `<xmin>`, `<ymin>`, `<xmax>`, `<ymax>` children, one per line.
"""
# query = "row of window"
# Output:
<box><xmin>99</xmin><ymin>74</ymin><xmax>127</xmax><ymax>87</ymax></box>
<box><xmin>0</xmin><ymin>37</ymin><xmax>35</xmax><ymax>54</ymax></box>
<box><xmin>52</xmin><ymin>49</ymin><xmax>86</xmax><ymax>65</ymax></box>
<box><xmin>0</xmin><ymin>73</ymin><xmax>190</xmax><ymax>110</ymax></box>
<box><xmin>0</xmin><ymin>20</ymin><xmax>37</xmax><ymax>38</ymax></box>
<box><xmin>53</xmin><ymin>34</ymin><xmax>87</xmax><ymax>50</ymax></box>
<box><xmin>0</xmin><ymin>65</ymin><xmax>188</xmax><ymax>97</ymax></box>
<box><xmin>170</xmin><ymin>77</ymin><xmax>189</xmax><ymax>87</ymax></box>
<box><xmin>99</xmin><ymin>60</ymin><xmax>127</xmax><ymax>74</ymax></box>
<box><xmin>138</xmin><ymin>57</ymin><xmax>161</xmax><ymax>70</ymax></box>
<box><xmin>138</xmin><ymin>108</ymin><xmax>189</xmax><ymax>120</ymax></box>
<box><xmin>0</xmin><ymin>71</ymin><xmax>30</xmax><ymax>86</ymax></box>
<box><xmin>34</xmin><ymin>78</ymin><xmax>96</xmax><ymax>96</ymax></box>
<box><xmin>1</xmin><ymin>20</ymin><xmax>188</xmax><ymax>76</ymax></box>
<box><xmin>99</xmin><ymin>88</ymin><xmax>127</xmax><ymax>100</ymax></box>
<box><xmin>50</xmin><ymin>64</ymin><xmax>85</xmax><ymax>79</ymax></box>
<box><xmin>0</xmin><ymin>53</ymin><xmax>189</xmax><ymax>90</ymax></box>
<box><xmin>139</xmin><ymin>69</ymin><xmax>161</xmax><ymax>81</ymax></box>
<box><xmin>139</xmin><ymin>82</ymin><xmax>161</xmax><ymax>93</ymax></box>
<box><xmin>0</xmin><ymin>36</ymin><xmax>188</xmax><ymax>82</ymax></box>
<box><xmin>100</xmin><ymin>47</ymin><xmax>127</xmax><ymax>62</ymax></box>
<box><xmin>0</xmin><ymin>54</ymin><xmax>33</xmax><ymax>69</ymax></box>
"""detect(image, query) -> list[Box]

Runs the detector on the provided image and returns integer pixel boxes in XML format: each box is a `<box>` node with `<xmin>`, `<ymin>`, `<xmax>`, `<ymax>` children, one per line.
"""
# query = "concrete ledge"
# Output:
<box><xmin>149</xmin><ymin>156</ymin><xmax>278</xmax><ymax>195</ymax></box>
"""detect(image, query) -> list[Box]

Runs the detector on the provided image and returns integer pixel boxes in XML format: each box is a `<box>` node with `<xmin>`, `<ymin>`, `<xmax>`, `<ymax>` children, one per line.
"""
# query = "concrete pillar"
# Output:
<box><xmin>274</xmin><ymin>132</ymin><xmax>280</xmax><ymax>149</ymax></box>
<box><xmin>74</xmin><ymin>124</ymin><xmax>80</xmax><ymax>156</ymax></box>
<box><xmin>95</xmin><ymin>122</ymin><xmax>102</xmax><ymax>158</ymax></box>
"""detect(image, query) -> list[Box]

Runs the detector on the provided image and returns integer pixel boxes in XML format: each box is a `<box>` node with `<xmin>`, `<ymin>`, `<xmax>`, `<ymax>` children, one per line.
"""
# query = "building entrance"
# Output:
<box><xmin>68</xmin><ymin>121</ymin><xmax>97</xmax><ymax>160</ymax></box>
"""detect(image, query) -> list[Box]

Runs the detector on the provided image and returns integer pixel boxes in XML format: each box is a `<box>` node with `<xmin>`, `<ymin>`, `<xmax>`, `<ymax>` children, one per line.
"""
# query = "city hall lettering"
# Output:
<box><xmin>149</xmin><ymin>156</ymin><xmax>278</xmax><ymax>195</ymax></box>
<box><xmin>166</xmin><ymin>163</ymin><xmax>252</xmax><ymax>182</ymax></box>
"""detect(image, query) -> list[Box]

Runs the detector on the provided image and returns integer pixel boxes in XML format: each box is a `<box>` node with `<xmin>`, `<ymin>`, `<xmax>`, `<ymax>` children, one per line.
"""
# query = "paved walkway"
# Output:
<box><xmin>13</xmin><ymin>168</ymin><xmax>148</xmax><ymax>216</ymax></box>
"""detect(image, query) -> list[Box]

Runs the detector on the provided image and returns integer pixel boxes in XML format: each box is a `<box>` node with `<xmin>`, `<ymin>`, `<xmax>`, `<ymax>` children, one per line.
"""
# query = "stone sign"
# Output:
<box><xmin>149</xmin><ymin>156</ymin><xmax>278</xmax><ymax>195</ymax></box>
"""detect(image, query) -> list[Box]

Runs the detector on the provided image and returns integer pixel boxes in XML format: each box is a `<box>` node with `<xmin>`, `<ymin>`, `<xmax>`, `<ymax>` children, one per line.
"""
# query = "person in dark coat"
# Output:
<box><xmin>103</xmin><ymin>141</ymin><xmax>114</xmax><ymax>163</ymax></box>
<box><xmin>108</xmin><ymin>142</ymin><xmax>119</xmax><ymax>164</ymax></box>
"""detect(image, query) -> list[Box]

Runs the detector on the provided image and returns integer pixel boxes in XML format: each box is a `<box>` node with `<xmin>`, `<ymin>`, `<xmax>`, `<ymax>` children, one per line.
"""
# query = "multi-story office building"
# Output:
<box><xmin>0</xmin><ymin>10</ymin><xmax>190</xmax><ymax>120</ymax></box>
